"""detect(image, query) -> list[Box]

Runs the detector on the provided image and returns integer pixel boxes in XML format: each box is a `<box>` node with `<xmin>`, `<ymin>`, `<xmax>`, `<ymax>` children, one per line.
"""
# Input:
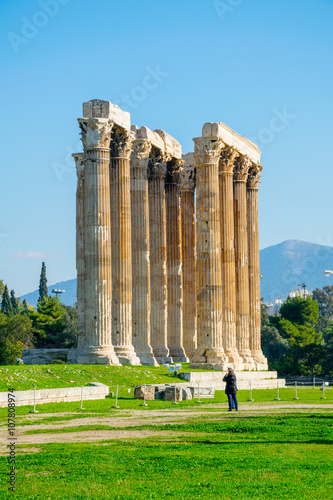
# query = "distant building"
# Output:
<box><xmin>266</xmin><ymin>298</ymin><xmax>283</xmax><ymax>316</ymax></box>
<box><xmin>288</xmin><ymin>287</ymin><xmax>312</xmax><ymax>299</ymax></box>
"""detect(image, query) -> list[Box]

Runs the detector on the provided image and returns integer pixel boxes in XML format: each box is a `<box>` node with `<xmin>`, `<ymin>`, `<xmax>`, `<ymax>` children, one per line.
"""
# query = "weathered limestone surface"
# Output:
<box><xmin>110</xmin><ymin>128</ymin><xmax>140</xmax><ymax>365</ymax></box>
<box><xmin>233</xmin><ymin>155</ymin><xmax>255</xmax><ymax>369</ymax></box>
<box><xmin>219</xmin><ymin>147</ymin><xmax>241</xmax><ymax>365</ymax></box>
<box><xmin>134</xmin><ymin>385</ymin><xmax>155</xmax><ymax>400</ymax></box>
<box><xmin>148</xmin><ymin>154</ymin><xmax>170</xmax><ymax>364</ymax></box>
<box><xmin>180</xmin><ymin>156</ymin><xmax>197</xmax><ymax>361</ymax></box>
<box><xmin>247</xmin><ymin>164</ymin><xmax>268</xmax><ymax>369</ymax></box>
<box><xmin>192</xmin><ymin>137</ymin><xmax>228</xmax><ymax>366</ymax></box>
<box><xmin>165</xmin><ymin>160</ymin><xmax>188</xmax><ymax>362</ymax></box>
<box><xmin>73</xmin><ymin>153</ymin><xmax>85</xmax><ymax>350</ymax></box>
<box><xmin>130</xmin><ymin>135</ymin><xmax>157</xmax><ymax>366</ymax></box>
<box><xmin>76</xmin><ymin>117</ymin><xmax>119</xmax><ymax>365</ymax></box>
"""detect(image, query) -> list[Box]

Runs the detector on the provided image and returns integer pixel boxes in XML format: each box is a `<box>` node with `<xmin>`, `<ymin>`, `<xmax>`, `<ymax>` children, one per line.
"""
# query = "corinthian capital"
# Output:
<box><xmin>194</xmin><ymin>137</ymin><xmax>224</xmax><ymax>166</ymax></box>
<box><xmin>131</xmin><ymin>140</ymin><xmax>152</xmax><ymax>169</ymax></box>
<box><xmin>78</xmin><ymin>118</ymin><xmax>112</xmax><ymax>150</ymax></box>
<box><xmin>111</xmin><ymin>129</ymin><xmax>134</xmax><ymax>159</ymax></box>
<box><xmin>247</xmin><ymin>163</ymin><xmax>263</xmax><ymax>189</ymax></box>
<box><xmin>219</xmin><ymin>147</ymin><xmax>238</xmax><ymax>174</ymax></box>
<box><xmin>180</xmin><ymin>166</ymin><xmax>196</xmax><ymax>191</ymax></box>
<box><xmin>165</xmin><ymin>159</ymin><xmax>183</xmax><ymax>185</ymax></box>
<box><xmin>233</xmin><ymin>154</ymin><xmax>251</xmax><ymax>182</ymax></box>
<box><xmin>72</xmin><ymin>153</ymin><xmax>85</xmax><ymax>180</ymax></box>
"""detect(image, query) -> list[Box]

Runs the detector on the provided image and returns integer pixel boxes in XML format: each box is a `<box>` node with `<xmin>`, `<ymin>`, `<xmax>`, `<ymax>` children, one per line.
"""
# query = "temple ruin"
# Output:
<box><xmin>71</xmin><ymin>99</ymin><xmax>268</xmax><ymax>370</ymax></box>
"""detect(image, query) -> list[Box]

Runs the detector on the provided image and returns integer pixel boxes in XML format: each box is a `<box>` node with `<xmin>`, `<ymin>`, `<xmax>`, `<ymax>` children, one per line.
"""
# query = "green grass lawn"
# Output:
<box><xmin>0</xmin><ymin>413</ymin><xmax>332</xmax><ymax>499</ymax></box>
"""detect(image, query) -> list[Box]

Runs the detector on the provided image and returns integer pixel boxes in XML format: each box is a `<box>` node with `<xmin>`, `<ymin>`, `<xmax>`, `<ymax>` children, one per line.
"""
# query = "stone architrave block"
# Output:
<box><xmin>134</xmin><ymin>385</ymin><xmax>155</xmax><ymax>401</ymax></box>
<box><xmin>163</xmin><ymin>386</ymin><xmax>183</xmax><ymax>401</ymax></box>
<box><xmin>190</xmin><ymin>386</ymin><xmax>215</xmax><ymax>398</ymax></box>
<box><xmin>154</xmin><ymin>385</ymin><xmax>166</xmax><ymax>399</ymax></box>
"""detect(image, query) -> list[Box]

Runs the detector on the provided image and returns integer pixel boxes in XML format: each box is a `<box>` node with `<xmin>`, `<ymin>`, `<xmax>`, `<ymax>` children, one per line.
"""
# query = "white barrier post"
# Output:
<box><xmin>78</xmin><ymin>385</ymin><xmax>85</xmax><ymax>410</ymax></box>
<box><xmin>196</xmin><ymin>381</ymin><xmax>202</xmax><ymax>404</ymax></box>
<box><xmin>30</xmin><ymin>385</ymin><xmax>38</xmax><ymax>414</ymax></box>
<box><xmin>274</xmin><ymin>380</ymin><xmax>280</xmax><ymax>401</ymax></box>
<box><xmin>173</xmin><ymin>385</ymin><xmax>178</xmax><ymax>405</ymax></box>
<box><xmin>114</xmin><ymin>385</ymin><xmax>120</xmax><ymax>408</ymax></box>
<box><xmin>293</xmin><ymin>381</ymin><xmax>299</xmax><ymax>400</ymax></box>
<box><xmin>248</xmin><ymin>380</ymin><xmax>254</xmax><ymax>402</ymax></box>
<box><xmin>313</xmin><ymin>377</ymin><xmax>315</xmax><ymax>389</ymax></box>
<box><xmin>320</xmin><ymin>382</ymin><xmax>326</xmax><ymax>400</ymax></box>
<box><xmin>141</xmin><ymin>384</ymin><xmax>148</xmax><ymax>407</ymax></box>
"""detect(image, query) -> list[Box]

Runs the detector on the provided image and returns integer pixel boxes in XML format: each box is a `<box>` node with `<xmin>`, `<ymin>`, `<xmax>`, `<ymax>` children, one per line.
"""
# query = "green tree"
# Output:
<box><xmin>0</xmin><ymin>279</ymin><xmax>4</xmax><ymax>300</ymax></box>
<box><xmin>38</xmin><ymin>261</ymin><xmax>48</xmax><ymax>303</ymax></box>
<box><xmin>312</xmin><ymin>286</ymin><xmax>333</xmax><ymax>320</ymax></box>
<box><xmin>1</xmin><ymin>285</ymin><xmax>12</xmax><ymax>316</ymax></box>
<box><xmin>276</xmin><ymin>296</ymin><xmax>323</xmax><ymax>376</ymax></box>
<box><xmin>30</xmin><ymin>296</ymin><xmax>77</xmax><ymax>348</ymax></box>
<box><xmin>0</xmin><ymin>313</ymin><xmax>34</xmax><ymax>365</ymax></box>
<box><xmin>10</xmin><ymin>290</ymin><xmax>18</xmax><ymax>315</ymax></box>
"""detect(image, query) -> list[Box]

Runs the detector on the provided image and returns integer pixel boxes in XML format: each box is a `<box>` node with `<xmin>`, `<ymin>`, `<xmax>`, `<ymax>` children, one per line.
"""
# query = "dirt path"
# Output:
<box><xmin>0</xmin><ymin>403</ymin><xmax>331</xmax><ymax>453</ymax></box>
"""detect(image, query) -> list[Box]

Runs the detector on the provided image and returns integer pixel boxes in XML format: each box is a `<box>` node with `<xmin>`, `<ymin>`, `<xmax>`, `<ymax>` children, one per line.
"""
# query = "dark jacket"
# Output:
<box><xmin>223</xmin><ymin>373</ymin><xmax>237</xmax><ymax>394</ymax></box>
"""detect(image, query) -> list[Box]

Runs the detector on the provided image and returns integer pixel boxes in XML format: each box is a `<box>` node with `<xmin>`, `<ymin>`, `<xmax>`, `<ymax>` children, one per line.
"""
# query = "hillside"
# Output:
<box><xmin>20</xmin><ymin>240</ymin><xmax>333</xmax><ymax>306</ymax></box>
<box><xmin>260</xmin><ymin>239</ymin><xmax>333</xmax><ymax>301</ymax></box>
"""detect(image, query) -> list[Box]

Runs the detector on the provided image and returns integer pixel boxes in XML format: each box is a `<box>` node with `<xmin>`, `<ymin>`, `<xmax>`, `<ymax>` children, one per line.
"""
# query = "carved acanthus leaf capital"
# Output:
<box><xmin>194</xmin><ymin>138</ymin><xmax>224</xmax><ymax>166</ymax></box>
<box><xmin>219</xmin><ymin>147</ymin><xmax>238</xmax><ymax>174</ymax></box>
<box><xmin>247</xmin><ymin>163</ymin><xmax>263</xmax><ymax>189</ymax></box>
<box><xmin>111</xmin><ymin>129</ymin><xmax>134</xmax><ymax>159</ymax></box>
<box><xmin>131</xmin><ymin>140</ymin><xmax>152</xmax><ymax>168</ymax></box>
<box><xmin>78</xmin><ymin>118</ymin><xmax>112</xmax><ymax>150</ymax></box>
<box><xmin>180</xmin><ymin>166</ymin><xmax>196</xmax><ymax>191</ymax></box>
<box><xmin>165</xmin><ymin>159</ymin><xmax>183</xmax><ymax>185</ymax></box>
<box><xmin>233</xmin><ymin>154</ymin><xmax>251</xmax><ymax>182</ymax></box>
<box><xmin>72</xmin><ymin>153</ymin><xmax>85</xmax><ymax>180</ymax></box>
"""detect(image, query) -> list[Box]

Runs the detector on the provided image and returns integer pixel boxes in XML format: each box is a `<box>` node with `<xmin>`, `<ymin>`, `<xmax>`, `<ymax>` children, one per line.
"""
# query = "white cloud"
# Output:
<box><xmin>11</xmin><ymin>251</ymin><xmax>49</xmax><ymax>259</ymax></box>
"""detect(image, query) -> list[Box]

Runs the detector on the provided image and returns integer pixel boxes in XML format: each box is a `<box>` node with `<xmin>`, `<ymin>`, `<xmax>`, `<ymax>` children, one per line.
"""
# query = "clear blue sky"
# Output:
<box><xmin>1</xmin><ymin>0</ymin><xmax>332</xmax><ymax>295</ymax></box>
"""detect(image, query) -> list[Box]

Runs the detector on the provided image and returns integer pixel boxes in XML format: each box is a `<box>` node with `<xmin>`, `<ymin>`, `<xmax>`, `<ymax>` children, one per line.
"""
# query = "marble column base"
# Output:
<box><xmin>75</xmin><ymin>346</ymin><xmax>121</xmax><ymax>365</ymax></box>
<box><xmin>168</xmin><ymin>347</ymin><xmax>189</xmax><ymax>363</ymax></box>
<box><xmin>251</xmin><ymin>350</ymin><xmax>269</xmax><ymax>370</ymax></box>
<box><xmin>134</xmin><ymin>346</ymin><xmax>159</xmax><ymax>366</ymax></box>
<box><xmin>238</xmin><ymin>349</ymin><xmax>256</xmax><ymax>370</ymax></box>
<box><xmin>192</xmin><ymin>347</ymin><xmax>229</xmax><ymax>365</ymax></box>
<box><xmin>113</xmin><ymin>346</ymin><xmax>141</xmax><ymax>365</ymax></box>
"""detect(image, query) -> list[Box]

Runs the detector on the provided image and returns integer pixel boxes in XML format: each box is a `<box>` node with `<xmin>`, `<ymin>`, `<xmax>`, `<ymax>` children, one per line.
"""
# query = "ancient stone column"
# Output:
<box><xmin>233</xmin><ymin>155</ymin><xmax>255</xmax><ymax>369</ymax></box>
<box><xmin>219</xmin><ymin>147</ymin><xmax>242</xmax><ymax>366</ymax></box>
<box><xmin>165</xmin><ymin>160</ymin><xmax>188</xmax><ymax>362</ymax></box>
<box><xmin>148</xmin><ymin>153</ymin><xmax>170</xmax><ymax>364</ymax></box>
<box><xmin>193</xmin><ymin>138</ymin><xmax>228</xmax><ymax>365</ymax></box>
<box><xmin>130</xmin><ymin>140</ymin><xmax>157</xmax><ymax>366</ymax></box>
<box><xmin>73</xmin><ymin>153</ymin><xmax>85</xmax><ymax>350</ymax></box>
<box><xmin>247</xmin><ymin>164</ymin><xmax>268</xmax><ymax>369</ymax></box>
<box><xmin>110</xmin><ymin>128</ymin><xmax>140</xmax><ymax>365</ymax></box>
<box><xmin>76</xmin><ymin>118</ymin><xmax>119</xmax><ymax>364</ymax></box>
<box><xmin>180</xmin><ymin>164</ymin><xmax>197</xmax><ymax>361</ymax></box>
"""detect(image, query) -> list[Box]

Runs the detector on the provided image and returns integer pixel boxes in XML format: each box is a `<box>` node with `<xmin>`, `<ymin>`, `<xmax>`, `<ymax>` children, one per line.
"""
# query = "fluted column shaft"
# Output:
<box><xmin>76</xmin><ymin>118</ymin><xmax>118</xmax><ymax>364</ymax></box>
<box><xmin>73</xmin><ymin>153</ymin><xmax>85</xmax><ymax>347</ymax></box>
<box><xmin>148</xmin><ymin>160</ymin><xmax>170</xmax><ymax>363</ymax></box>
<box><xmin>130</xmin><ymin>141</ymin><xmax>157</xmax><ymax>365</ymax></box>
<box><xmin>181</xmin><ymin>167</ymin><xmax>197</xmax><ymax>360</ymax></box>
<box><xmin>193</xmin><ymin>138</ymin><xmax>227</xmax><ymax>365</ymax></box>
<box><xmin>219</xmin><ymin>148</ymin><xmax>240</xmax><ymax>364</ymax></box>
<box><xmin>165</xmin><ymin>162</ymin><xmax>188</xmax><ymax>362</ymax></box>
<box><xmin>233</xmin><ymin>156</ymin><xmax>254</xmax><ymax>367</ymax></box>
<box><xmin>247</xmin><ymin>165</ymin><xmax>268</xmax><ymax>368</ymax></box>
<box><xmin>110</xmin><ymin>129</ymin><xmax>140</xmax><ymax>364</ymax></box>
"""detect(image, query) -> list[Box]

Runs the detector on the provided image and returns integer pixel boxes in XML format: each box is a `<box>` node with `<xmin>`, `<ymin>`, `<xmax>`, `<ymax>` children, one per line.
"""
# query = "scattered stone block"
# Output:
<box><xmin>181</xmin><ymin>387</ymin><xmax>192</xmax><ymax>400</ymax></box>
<box><xmin>134</xmin><ymin>385</ymin><xmax>155</xmax><ymax>401</ymax></box>
<box><xmin>163</xmin><ymin>386</ymin><xmax>183</xmax><ymax>402</ymax></box>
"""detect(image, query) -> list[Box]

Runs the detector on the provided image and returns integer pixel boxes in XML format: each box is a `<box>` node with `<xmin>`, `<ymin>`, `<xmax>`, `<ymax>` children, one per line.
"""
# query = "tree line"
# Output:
<box><xmin>0</xmin><ymin>263</ymin><xmax>78</xmax><ymax>364</ymax></box>
<box><xmin>261</xmin><ymin>287</ymin><xmax>333</xmax><ymax>377</ymax></box>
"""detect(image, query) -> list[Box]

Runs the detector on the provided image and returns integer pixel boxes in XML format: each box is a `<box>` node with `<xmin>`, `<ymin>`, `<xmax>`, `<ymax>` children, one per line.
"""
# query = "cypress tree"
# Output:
<box><xmin>1</xmin><ymin>285</ymin><xmax>13</xmax><ymax>315</ymax></box>
<box><xmin>10</xmin><ymin>289</ymin><xmax>18</xmax><ymax>315</ymax></box>
<box><xmin>38</xmin><ymin>262</ymin><xmax>48</xmax><ymax>303</ymax></box>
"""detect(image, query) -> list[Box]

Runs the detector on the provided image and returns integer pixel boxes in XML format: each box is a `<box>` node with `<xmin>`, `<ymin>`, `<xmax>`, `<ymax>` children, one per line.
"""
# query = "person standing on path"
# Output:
<box><xmin>223</xmin><ymin>367</ymin><xmax>238</xmax><ymax>411</ymax></box>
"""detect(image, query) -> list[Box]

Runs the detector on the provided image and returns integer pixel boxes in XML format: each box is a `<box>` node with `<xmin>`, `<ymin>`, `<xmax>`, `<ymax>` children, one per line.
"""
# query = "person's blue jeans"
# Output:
<box><xmin>227</xmin><ymin>392</ymin><xmax>238</xmax><ymax>411</ymax></box>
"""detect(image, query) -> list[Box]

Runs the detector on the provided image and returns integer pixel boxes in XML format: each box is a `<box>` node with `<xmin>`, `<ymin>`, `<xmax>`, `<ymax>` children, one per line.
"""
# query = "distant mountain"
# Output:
<box><xmin>260</xmin><ymin>240</ymin><xmax>333</xmax><ymax>301</ymax></box>
<box><xmin>20</xmin><ymin>279</ymin><xmax>77</xmax><ymax>308</ymax></box>
<box><xmin>20</xmin><ymin>240</ymin><xmax>333</xmax><ymax>307</ymax></box>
